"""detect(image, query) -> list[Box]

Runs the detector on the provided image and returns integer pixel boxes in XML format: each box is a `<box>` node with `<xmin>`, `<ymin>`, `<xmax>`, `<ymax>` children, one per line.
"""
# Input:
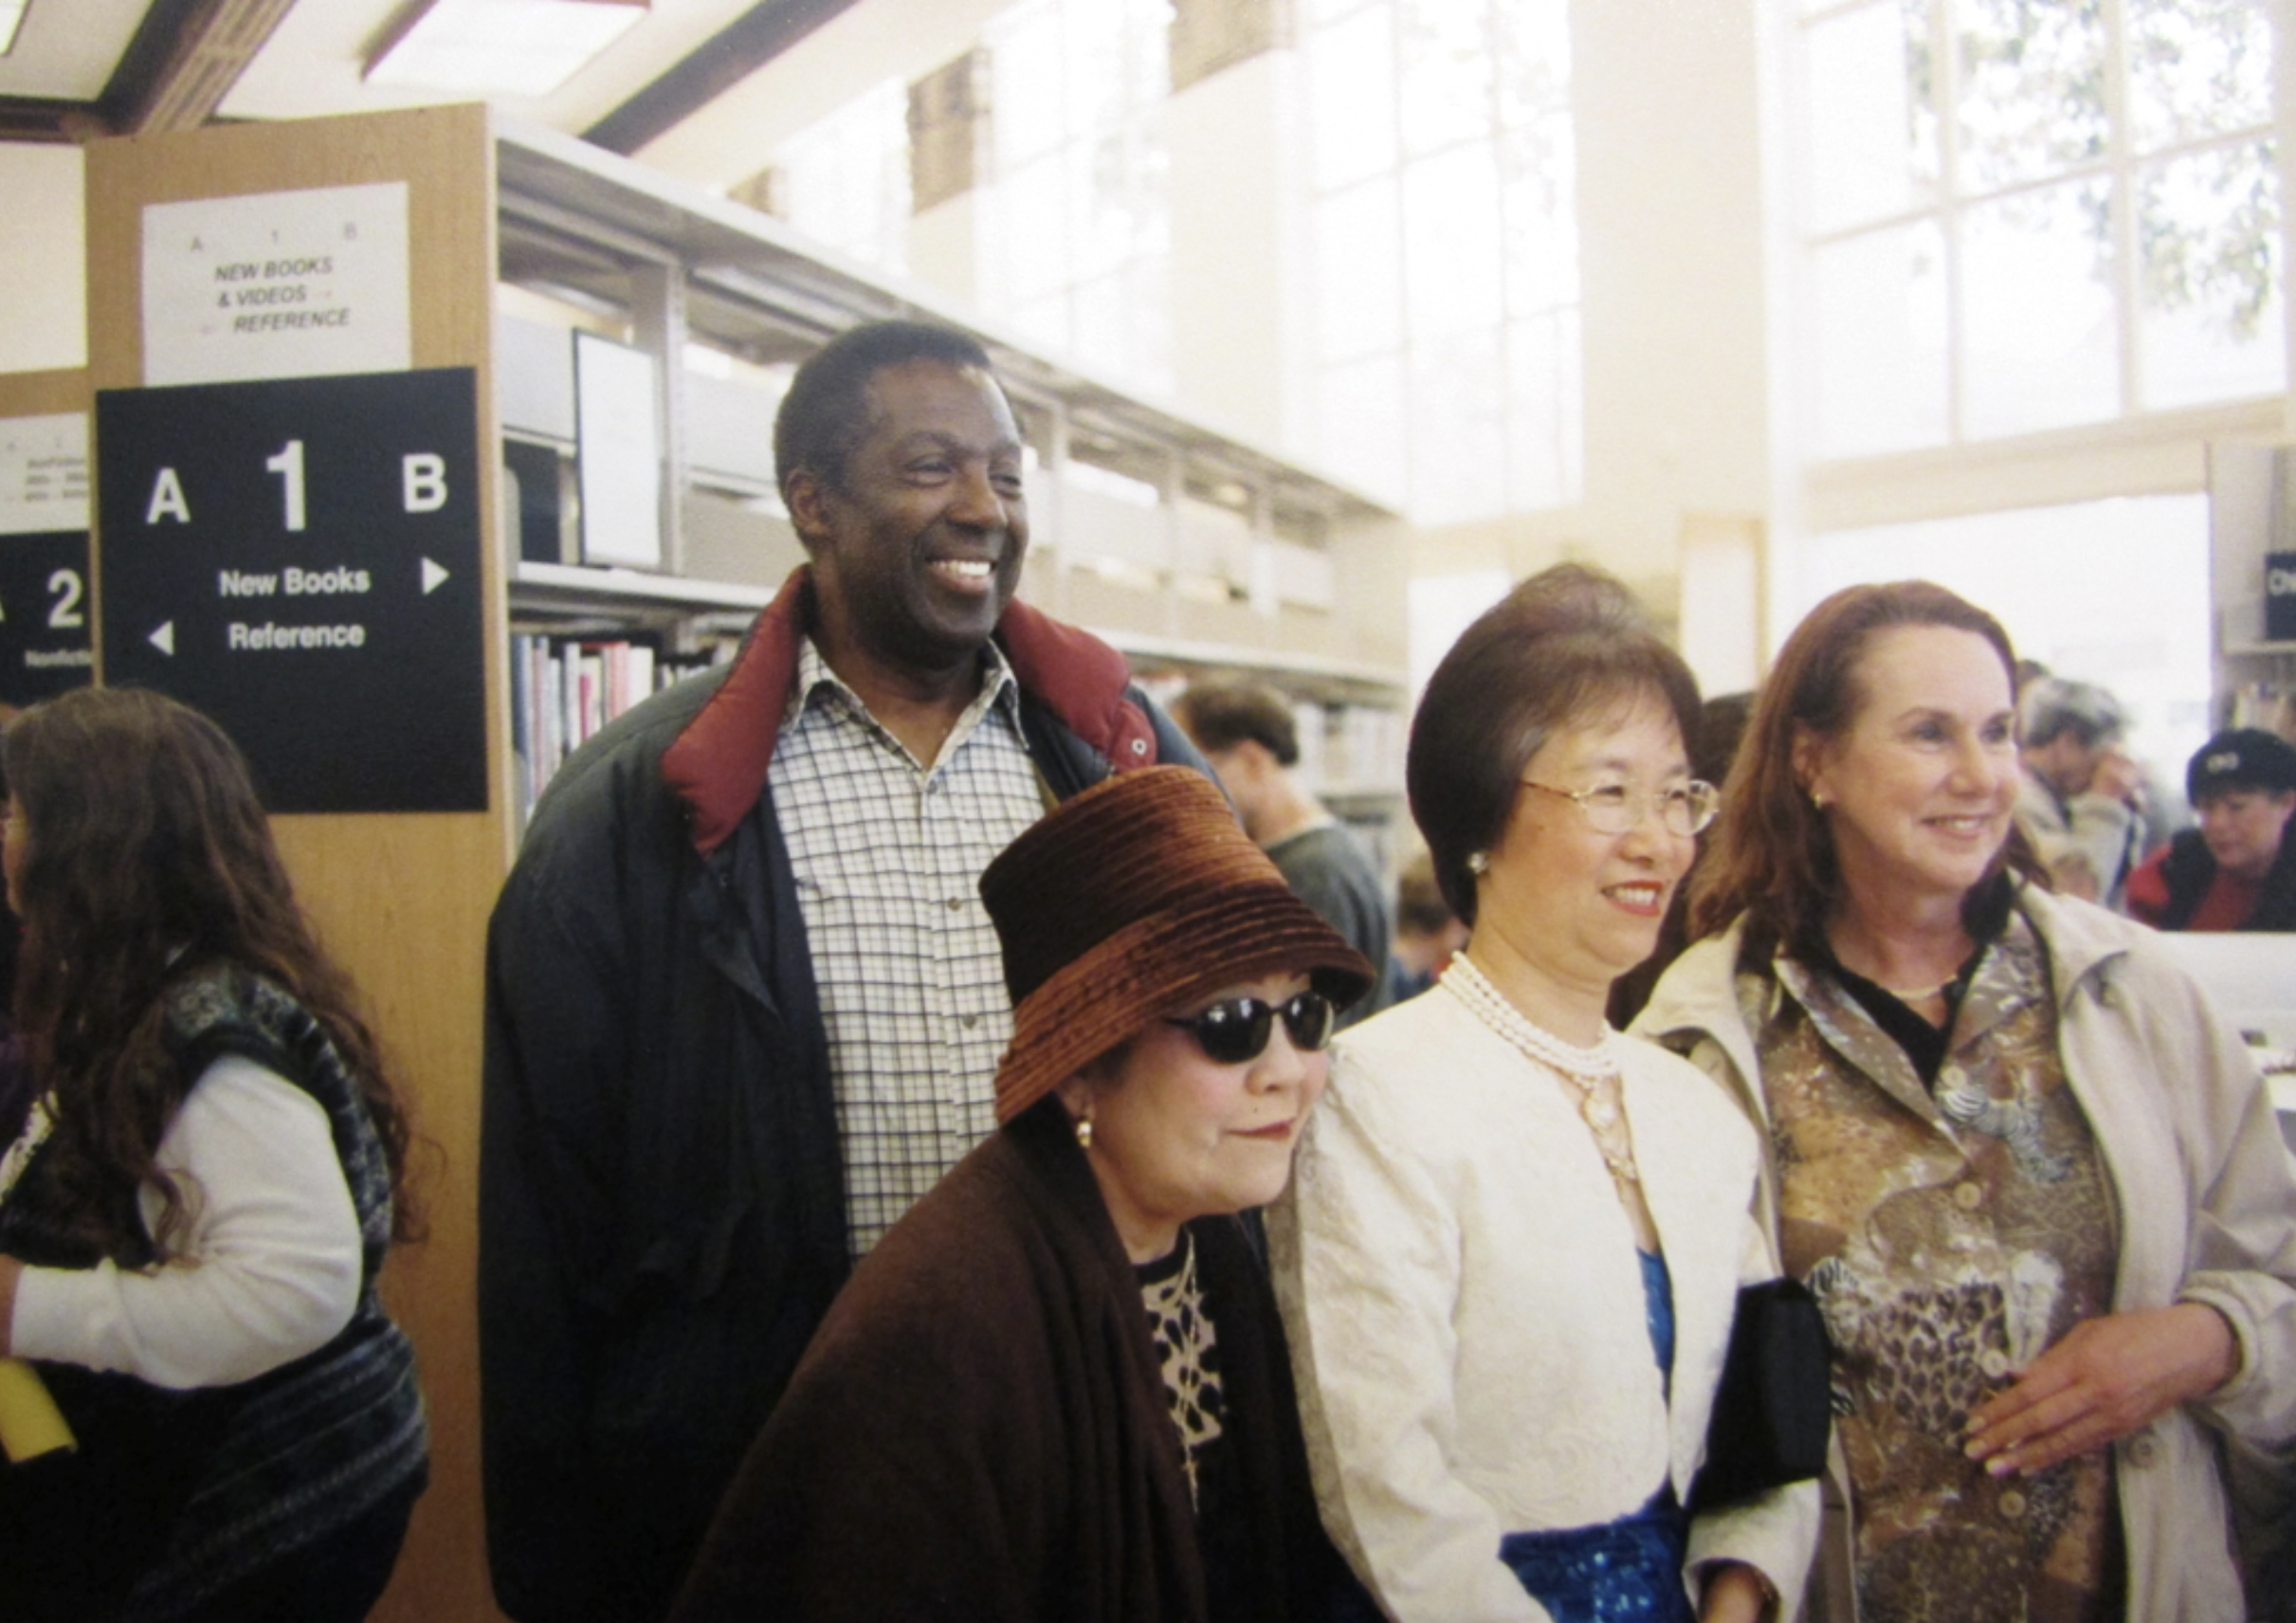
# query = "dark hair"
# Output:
<box><xmin>774</xmin><ymin>319</ymin><xmax>1002</xmax><ymax>499</ymax></box>
<box><xmin>1171</xmin><ymin>681</ymin><xmax>1301</xmax><ymax>767</ymax></box>
<box><xmin>1394</xmin><ymin>848</ymin><xmax>1455</xmax><ymax>937</ymax></box>
<box><xmin>1409</xmin><ymin>564</ymin><xmax>1701</xmax><ymax>927</ymax></box>
<box><xmin>5</xmin><ymin>687</ymin><xmax>417</xmax><ymax>1257</ymax></box>
<box><xmin>1687</xmin><ymin>580</ymin><xmax>2044</xmax><ymax>960</ymax></box>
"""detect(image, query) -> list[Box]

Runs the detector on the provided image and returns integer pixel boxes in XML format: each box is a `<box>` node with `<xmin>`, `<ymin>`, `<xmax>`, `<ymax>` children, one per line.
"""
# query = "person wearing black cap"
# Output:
<box><xmin>668</xmin><ymin>766</ymin><xmax>1373</xmax><ymax>1623</ymax></box>
<box><xmin>2126</xmin><ymin>727</ymin><xmax>2296</xmax><ymax>931</ymax></box>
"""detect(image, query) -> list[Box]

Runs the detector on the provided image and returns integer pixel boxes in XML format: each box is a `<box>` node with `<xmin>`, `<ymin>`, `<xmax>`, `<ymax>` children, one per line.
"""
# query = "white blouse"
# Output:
<box><xmin>8</xmin><ymin>1054</ymin><xmax>363</xmax><ymax>1390</ymax></box>
<box><xmin>1269</xmin><ymin>983</ymin><xmax>1817</xmax><ymax>1623</ymax></box>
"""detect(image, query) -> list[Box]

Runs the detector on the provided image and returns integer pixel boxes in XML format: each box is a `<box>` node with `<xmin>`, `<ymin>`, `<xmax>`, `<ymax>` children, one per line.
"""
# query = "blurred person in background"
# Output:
<box><xmin>1386</xmin><ymin>848</ymin><xmax>1467</xmax><ymax>1004</ymax></box>
<box><xmin>2015</xmin><ymin>677</ymin><xmax>2148</xmax><ymax>908</ymax></box>
<box><xmin>2127</xmin><ymin>728</ymin><xmax>2296</xmax><ymax>932</ymax></box>
<box><xmin>1174</xmin><ymin>680</ymin><xmax>1395</xmax><ymax>1025</ymax></box>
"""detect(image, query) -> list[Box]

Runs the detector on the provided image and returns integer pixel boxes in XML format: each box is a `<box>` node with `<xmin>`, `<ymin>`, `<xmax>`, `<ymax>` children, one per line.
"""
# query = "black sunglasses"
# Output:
<box><xmin>1163</xmin><ymin>990</ymin><xmax>1337</xmax><ymax>1066</ymax></box>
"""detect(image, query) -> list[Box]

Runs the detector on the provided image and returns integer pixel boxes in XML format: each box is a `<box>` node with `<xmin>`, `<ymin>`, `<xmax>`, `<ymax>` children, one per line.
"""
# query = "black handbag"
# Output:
<box><xmin>1686</xmin><ymin>1276</ymin><xmax>1833</xmax><ymax>1513</ymax></box>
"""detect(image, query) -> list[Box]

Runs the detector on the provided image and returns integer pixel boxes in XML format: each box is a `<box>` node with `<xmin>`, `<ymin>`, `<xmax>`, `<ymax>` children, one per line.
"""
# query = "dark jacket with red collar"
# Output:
<box><xmin>479</xmin><ymin>569</ymin><xmax>1199</xmax><ymax>1623</ymax></box>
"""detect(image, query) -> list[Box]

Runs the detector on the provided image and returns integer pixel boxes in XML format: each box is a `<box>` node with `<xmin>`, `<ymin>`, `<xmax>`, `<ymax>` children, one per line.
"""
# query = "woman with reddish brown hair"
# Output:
<box><xmin>1637</xmin><ymin>580</ymin><xmax>2296</xmax><ymax>1622</ymax></box>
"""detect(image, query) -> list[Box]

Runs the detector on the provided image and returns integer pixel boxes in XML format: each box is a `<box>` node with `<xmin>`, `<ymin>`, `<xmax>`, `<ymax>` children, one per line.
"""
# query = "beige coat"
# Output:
<box><xmin>1634</xmin><ymin>886</ymin><xmax>2296</xmax><ymax>1622</ymax></box>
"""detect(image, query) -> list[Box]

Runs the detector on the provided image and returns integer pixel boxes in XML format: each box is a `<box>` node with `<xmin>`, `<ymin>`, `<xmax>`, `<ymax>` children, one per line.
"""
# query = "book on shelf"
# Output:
<box><xmin>508</xmin><ymin>632</ymin><xmax>725</xmax><ymax>830</ymax></box>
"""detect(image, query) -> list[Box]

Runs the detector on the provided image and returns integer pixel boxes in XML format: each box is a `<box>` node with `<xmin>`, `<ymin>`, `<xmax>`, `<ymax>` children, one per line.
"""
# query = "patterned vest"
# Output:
<box><xmin>1750</xmin><ymin>910</ymin><xmax>2122</xmax><ymax>1623</ymax></box>
<box><xmin>0</xmin><ymin>966</ymin><xmax>427</xmax><ymax>1622</ymax></box>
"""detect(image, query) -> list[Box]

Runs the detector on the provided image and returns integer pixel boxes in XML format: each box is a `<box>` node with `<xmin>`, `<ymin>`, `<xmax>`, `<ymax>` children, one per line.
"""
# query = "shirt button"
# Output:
<box><xmin>2126</xmin><ymin>1432</ymin><xmax>2160</xmax><ymax>1468</ymax></box>
<box><xmin>961</xmin><ymin>1013</ymin><xmax>979</xmax><ymax>1030</ymax></box>
<box><xmin>1998</xmin><ymin>1489</ymin><xmax>2027</xmax><ymax>1519</ymax></box>
<box><xmin>946</xmin><ymin>897</ymin><xmax>964</xmax><ymax>912</ymax></box>
<box><xmin>1979</xmin><ymin>1348</ymin><xmax>2010</xmax><ymax>1378</ymax></box>
<box><xmin>1953</xmin><ymin>1181</ymin><xmax>1984</xmax><ymax>1211</ymax></box>
<box><xmin>1130</xmin><ymin>738</ymin><xmax>1148</xmax><ymax>756</ymax></box>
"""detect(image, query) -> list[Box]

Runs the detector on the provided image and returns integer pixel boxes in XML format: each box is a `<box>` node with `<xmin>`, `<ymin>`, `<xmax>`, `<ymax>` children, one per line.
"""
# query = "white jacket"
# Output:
<box><xmin>1270</xmin><ymin>983</ymin><xmax>1820</xmax><ymax>1622</ymax></box>
<box><xmin>1633</xmin><ymin>886</ymin><xmax>2296</xmax><ymax>1622</ymax></box>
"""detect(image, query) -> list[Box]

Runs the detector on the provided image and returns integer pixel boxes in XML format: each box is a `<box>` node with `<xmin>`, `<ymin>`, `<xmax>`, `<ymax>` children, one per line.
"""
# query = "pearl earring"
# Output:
<box><xmin>1467</xmin><ymin>851</ymin><xmax>1489</xmax><ymax>875</ymax></box>
<box><xmin>1074</xmin><ymin>1109</ymin><xmax>1094</xmax><ymax>1149</ymax></box>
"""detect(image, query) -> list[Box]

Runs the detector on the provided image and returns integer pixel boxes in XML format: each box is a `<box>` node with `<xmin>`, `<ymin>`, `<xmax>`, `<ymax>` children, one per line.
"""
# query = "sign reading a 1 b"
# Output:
<box><xmin>97</xmin><ymin>369</ymin><xmax>485</xmax><ymax>813</ymax></box>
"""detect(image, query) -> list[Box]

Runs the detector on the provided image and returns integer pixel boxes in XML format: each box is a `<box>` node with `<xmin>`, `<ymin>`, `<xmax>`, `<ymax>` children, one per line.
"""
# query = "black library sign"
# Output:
<box><xmin>97</xmin><ymin>368</ymin><xmax>486</xmax><ymax>813</ymax></box>
<box><xmin>0</xmin><ymin>530</ymin><xmax>96</xmax><ymax>707</ymax></box>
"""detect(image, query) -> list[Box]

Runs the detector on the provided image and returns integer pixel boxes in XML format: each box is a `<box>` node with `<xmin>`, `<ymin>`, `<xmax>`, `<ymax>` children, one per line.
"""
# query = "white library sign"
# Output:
<box><xmin>140</xmin><ymin>182</ymin><xmax>412</xmax><ymax>387</ymax></box>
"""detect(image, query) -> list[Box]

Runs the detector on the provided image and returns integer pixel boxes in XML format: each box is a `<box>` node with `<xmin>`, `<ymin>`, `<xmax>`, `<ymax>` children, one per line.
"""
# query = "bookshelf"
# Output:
<box><xmin>79</xmin><ymin>102</ymin><xmax>1410</xmax><ymax>1622</ymax></box>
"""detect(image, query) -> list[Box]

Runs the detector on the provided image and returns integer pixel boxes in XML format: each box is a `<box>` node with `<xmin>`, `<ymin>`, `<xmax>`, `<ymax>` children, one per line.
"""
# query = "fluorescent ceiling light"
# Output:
<box><xmin>0</xmin><ymin>1</ymin><xmax>27</xmax><ymax>58</ymax></box>
<box><xmin>366</xmin><ymin>0</ymin><xmax>647</xmax><ymax>99</ymax></box>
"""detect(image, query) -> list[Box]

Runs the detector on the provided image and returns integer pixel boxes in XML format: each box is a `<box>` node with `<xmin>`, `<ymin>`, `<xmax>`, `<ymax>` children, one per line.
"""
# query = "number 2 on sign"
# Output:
<box><xmin>264</xmin><ymin>440</ymin><xmax>306</xmax><ymax>533</ymax></box>
<box><xmin>47</xmin><ymin>570</ymin><xmax>83</xmax><ymax>630</ymax></box>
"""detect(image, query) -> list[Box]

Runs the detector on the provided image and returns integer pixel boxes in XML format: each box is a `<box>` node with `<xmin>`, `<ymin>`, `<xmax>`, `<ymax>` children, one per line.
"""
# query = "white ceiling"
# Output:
<box><xmin>0</xmin><ymin>0</ymin><xmax>151</xmax><ymax>100</ymax></box>
<box><xmin>0</xmin><ymin>0</ymin><xmax>806</xmax><ymax>142</ymax></box>
<box><xmin>219</xmin><ymin>0</ymin><xmax>762</xmax><ymax>133</ymax></box>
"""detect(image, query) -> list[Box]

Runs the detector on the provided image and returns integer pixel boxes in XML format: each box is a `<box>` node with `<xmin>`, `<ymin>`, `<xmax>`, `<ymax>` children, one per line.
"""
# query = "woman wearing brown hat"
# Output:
<box><xmin>1272</xmin><ymin>565</ymin><xmax>1816</xmax><ymax>1623</ymax></box>
<box><xmin>668</xmin><ymin>765</ymin><xmax>1374</xmax><ymax>1623</ymax></box>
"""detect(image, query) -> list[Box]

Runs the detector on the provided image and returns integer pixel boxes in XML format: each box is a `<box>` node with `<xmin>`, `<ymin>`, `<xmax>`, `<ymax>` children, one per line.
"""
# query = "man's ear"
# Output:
<box><xmin>784</xmin><ymin>467</ymin><xmax>833</xmax><ymax>550</ymax></box>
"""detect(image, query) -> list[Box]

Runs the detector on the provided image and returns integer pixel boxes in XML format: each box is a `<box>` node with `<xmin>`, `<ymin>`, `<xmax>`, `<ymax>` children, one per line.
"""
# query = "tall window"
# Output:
<box><xmin>771</xmin><ymin>78</ymin><xmax>912</xmax><ymax>275</ymax></box>
<box><xmin>976</xmin><ymin>0</ymin><xmax>1175</xmax><ymax>392</ymax></box>
<box><xmin>1795</xmin><ymin>0</ymin><xmax>2282</xmax><ymax>458</ymax></box>
<box><xmin>1304</xmin><ymin>0</ymin><xmax>1581</xmax><ymax>525</ymax></box>
<box><xmin>1798</xmin><ymin>496</ymin><xmax>2214</xmax><ymax>776</ymax></box>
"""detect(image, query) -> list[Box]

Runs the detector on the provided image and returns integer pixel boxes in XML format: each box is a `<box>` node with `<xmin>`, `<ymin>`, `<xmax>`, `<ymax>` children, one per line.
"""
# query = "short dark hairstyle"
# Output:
<box><xmin>1688</xmin><ymin>579</ymin><xmax>2045</xmax><ymax>959</ymax></box>
<box><xmin>1408</xmin><ymin>564</ymin><xmax>1702</xmax><ymax>927</ymax></box>
<box><xmin>1171</xmin><ymin>681</ymin><xmax>1301</xmax><ymax>767</ymax></box>
<box><xmin>774</xmin><ymin>320</ymin><xmax>1001</xmax><ymax>498</ymax></box>
<box><xmin>1394</xmin><ymin>848</ymin><xmax>1456</xmax><ymax>937</ymax></box>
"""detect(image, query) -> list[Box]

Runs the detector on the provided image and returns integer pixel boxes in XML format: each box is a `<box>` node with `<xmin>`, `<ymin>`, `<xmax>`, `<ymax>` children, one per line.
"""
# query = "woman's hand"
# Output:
<box><xmin>1697</xmin><ymin>1560</ymin><xmax>1775</xmax><ymax>1623</ymax></box>
<box><xmin>1963</xmin><ymin>1303</ymin><xmax>2237</xmax><ymax>1476</ymax></box>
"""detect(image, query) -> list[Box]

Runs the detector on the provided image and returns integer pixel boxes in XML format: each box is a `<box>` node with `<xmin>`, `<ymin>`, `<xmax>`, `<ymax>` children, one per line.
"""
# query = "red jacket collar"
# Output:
<box><xmin>660</xmin><ymin>565</ymin><xmax>1157</xmax><ymax>855</ymax></box>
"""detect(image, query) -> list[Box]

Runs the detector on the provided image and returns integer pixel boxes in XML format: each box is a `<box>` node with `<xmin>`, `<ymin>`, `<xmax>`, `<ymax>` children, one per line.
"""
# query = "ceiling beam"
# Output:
<box><xmin>583</xmin><ymin>0</ymin><xmax>862</xmax><ymax>156</ymax></box>
<box><xmin>107</xmin><ymin>0</ymin><xmax>299</xmax><ymax>135</ymax></box>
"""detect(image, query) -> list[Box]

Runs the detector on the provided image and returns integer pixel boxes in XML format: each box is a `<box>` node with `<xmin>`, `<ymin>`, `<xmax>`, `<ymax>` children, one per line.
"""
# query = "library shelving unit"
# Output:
<box><xmin>2209</xmin><ymin>442</ymin><xmax>2296</xmax><ymax>736</ymax></box>
<box><xmin>82</xmin><ymin>102</ymin><xmax>1406</xmax><ymax>1622</ymax></box>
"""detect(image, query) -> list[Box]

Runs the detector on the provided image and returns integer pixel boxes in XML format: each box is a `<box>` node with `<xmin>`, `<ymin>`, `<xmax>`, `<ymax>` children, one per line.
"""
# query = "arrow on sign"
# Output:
<box><xmin>422</xmin><ymin>557</ymin><xmax>450</xmax><ymax>595</ymax></box>
<box><xmin>150</xmin><ymin>621</ymin><xmax>175</xmax><ymax>656</ymax></box>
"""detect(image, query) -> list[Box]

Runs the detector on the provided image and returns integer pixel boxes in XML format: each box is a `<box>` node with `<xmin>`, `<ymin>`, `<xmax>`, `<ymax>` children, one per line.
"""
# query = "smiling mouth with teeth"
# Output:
<box><xmin>930</xmin><ymin>558</ymin><xmax>995</xmax><ymax>581</ymax></box>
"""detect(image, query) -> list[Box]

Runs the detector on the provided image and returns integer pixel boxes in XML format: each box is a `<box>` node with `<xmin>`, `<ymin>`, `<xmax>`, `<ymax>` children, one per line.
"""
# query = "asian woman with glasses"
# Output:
<box><xmin>1270</xmin><ymin>565</ymin><xmax>1818</xmax><ymax>1623</ymax></box>
<box><xmin>669</xmin><ymin>767</ymin><xmax>1376</xmax><ymax>1623</ymax></box>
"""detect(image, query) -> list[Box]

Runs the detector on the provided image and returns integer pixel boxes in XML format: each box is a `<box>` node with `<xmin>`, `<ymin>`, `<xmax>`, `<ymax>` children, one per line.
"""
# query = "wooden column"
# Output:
<box><xmin>82</xmin><ymin>102</ymin><xmax>512</xmax><ymax>1623</ymax></box>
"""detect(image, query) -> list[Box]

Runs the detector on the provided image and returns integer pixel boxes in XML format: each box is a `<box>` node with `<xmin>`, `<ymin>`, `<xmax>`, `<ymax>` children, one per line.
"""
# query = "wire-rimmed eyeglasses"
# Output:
<box><xmin>1520</xmin><ymin>778</ymin><xmax>1721</xmax><ymax>838</ymax></box>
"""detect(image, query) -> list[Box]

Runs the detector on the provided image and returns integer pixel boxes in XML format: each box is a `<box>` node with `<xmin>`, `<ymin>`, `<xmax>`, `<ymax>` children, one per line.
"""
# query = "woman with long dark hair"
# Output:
<box><xmin>0</xmin><ymin>686</ymin><xmax>428</xmax><ymax>1623</ymax></box>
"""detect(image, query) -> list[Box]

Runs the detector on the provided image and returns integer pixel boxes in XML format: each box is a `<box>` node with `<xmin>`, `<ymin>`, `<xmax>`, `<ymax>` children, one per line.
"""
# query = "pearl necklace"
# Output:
<box><xmin>1442</xmin><ymin>957</ymin><xmax>1641</xmax><ymax>1186</ymax></box>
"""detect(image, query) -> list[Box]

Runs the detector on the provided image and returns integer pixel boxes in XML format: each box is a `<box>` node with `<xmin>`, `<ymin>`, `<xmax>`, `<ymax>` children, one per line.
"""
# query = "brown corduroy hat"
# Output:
<box><xmin>980</xmin><ymin>765</ymin><xmax>1376</xmax><ymax>1123</ymax></box>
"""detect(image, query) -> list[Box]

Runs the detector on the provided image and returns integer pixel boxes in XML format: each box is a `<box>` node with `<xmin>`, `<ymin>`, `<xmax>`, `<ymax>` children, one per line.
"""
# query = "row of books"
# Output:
<box><xmin>509</xmin><ymin>633</ymin><xmax>728</xmax><ymax>829</ymax></box>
